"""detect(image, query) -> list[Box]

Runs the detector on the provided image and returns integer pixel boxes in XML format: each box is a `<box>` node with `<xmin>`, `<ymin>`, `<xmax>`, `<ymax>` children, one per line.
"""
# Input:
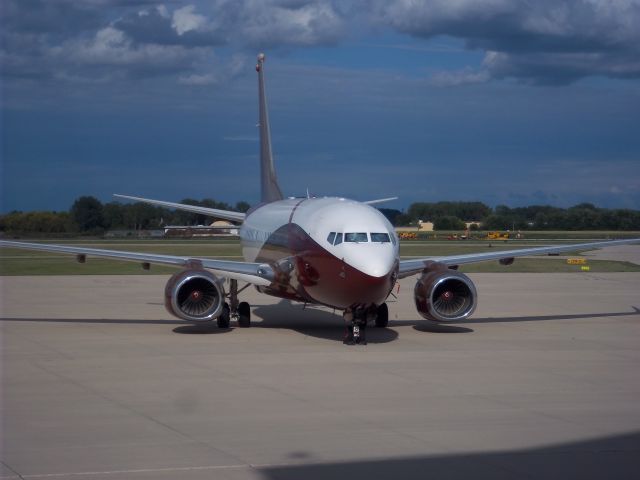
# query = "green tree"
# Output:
<box><xmin>433</xmin><ymin>216</ymin><xmax>466</xmax><ymax>230</ymax></box>
<box><xmin>0</xmin><ymin>211</ymin><xmax>73</xmax><ymax>234</ymax></box>
<box><xmin>394</xmin><ymin>213</ymin><xmax>413</xmax><ymax>227</ymax></box>
<box><xmin>378</xmin><ymin>208</ymin><xmax>402</xmax><ymax>226</ymax></box>
<box><xmin>70</xmin><ymin>196</ymin><xmax>105</xmax><ymax>233</ymax></box>
<box><xmin>103</xmin><ymin>202</ymin><xmax>126</xmax><ymax>229</ymax></box>
<box><xmin>235</xmin><ymin>201</ymin><xmax>251</xmax><ymax>213</ymax></box>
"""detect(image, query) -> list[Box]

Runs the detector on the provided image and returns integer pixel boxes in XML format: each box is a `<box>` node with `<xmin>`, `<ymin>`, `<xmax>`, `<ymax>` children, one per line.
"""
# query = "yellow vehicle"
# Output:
<box><xmin>398</xmin><ymin>232</ymin><xmax>418</xmax><ymax>240</ymax></box>
<box><xmin>486</xmin><ymin>231</ymin><xmax>509</xmax><ymax>240</ymax></box>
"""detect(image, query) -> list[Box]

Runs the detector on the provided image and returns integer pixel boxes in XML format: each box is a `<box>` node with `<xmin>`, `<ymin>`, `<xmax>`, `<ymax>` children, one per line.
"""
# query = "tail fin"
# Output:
<box><xmin>256</xmin><ymin>53</ymin><xmax>284</xmax><ymax>203</ymax></box>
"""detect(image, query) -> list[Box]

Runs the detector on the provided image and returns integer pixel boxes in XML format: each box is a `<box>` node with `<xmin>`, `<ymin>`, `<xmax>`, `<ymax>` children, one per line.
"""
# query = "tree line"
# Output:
<box><xmin>1</xmin><ymin>198</ymin><xmax>639</xmax><ymax>235</ymax></box>
<box><xmin>0</xmin><ymin>196</ymin><xmax>250</xmax><ymax>235</ymax></box>
<box><xmin>381</xmin><ymin>202</ymin><xmax>640</xmax><ymax>231</ymax></box>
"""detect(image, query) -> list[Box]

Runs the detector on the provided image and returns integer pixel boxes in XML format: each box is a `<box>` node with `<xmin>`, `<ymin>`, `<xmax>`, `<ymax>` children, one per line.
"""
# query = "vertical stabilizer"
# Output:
<box><xmin>256</xmin><ymin>53</ymin><xmax>284</xmax><ymax>203</ymax></box>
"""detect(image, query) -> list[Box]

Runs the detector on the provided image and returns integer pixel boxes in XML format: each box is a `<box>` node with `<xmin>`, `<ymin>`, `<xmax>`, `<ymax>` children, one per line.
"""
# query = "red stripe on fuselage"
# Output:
<box><xmin>256</xmin><ymin>223</ymin><xmax>395</xmax><ymax>309</ymax></box>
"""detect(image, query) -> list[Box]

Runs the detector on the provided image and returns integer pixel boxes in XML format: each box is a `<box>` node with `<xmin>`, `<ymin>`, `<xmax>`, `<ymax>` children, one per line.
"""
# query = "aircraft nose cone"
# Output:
<box><xmin>369</xmin><ymin>254</ymin><xmax>396</xmax><ymax>277</ymax></box>
<box><xmin>348</xmin><ymin>245</ymin><xmax>397</xmax><ymax>278</ymax></box>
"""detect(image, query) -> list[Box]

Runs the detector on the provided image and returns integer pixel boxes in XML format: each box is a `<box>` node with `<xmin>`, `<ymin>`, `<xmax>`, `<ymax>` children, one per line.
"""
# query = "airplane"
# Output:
<box><xmin>2</xmin><ymin>52</ymin><xmax>639</xmax><ymax>342</ymax></box>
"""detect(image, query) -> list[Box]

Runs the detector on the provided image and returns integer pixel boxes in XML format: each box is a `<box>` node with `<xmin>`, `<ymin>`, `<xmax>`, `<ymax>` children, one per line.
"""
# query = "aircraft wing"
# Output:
<box><xmin>0</xmin><ymin>240</ymin><xmax>274</xmax><ymax>286</ymax></box>
<box><xmin>398</xmin><ymin>238</ymin><xmax>640</xmax><ymax>279</ymax></box>
<box><xmin>114</xmin><ymin>194</ymin><xmax>246</xmax><ymax>223</ymax></box>
<box><xmin>363</xmin><ymin>197</ymin><xmax>398</xmax><ymax>205</ymax></box>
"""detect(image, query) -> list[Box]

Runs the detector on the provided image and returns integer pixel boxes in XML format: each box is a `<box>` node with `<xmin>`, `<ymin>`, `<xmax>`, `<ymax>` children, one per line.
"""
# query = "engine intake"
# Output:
<box><xmin>414</xmin><ymin>263</ymin><xmax>477</xmax><ymax>322</ymax></box>
<box><xmin>165</xmin><ymin>270</ymin><xmax>225</xmax><ymax>322</ymax></box>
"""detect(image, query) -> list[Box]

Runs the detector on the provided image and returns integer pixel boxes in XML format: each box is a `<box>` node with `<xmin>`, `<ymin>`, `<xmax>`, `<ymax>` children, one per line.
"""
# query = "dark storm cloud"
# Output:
<box><xmin>2</xmin><ymin>0</ymin><xmax>639</xmax><ymax>87</ymax></box>
<box><xmin>374</xmin><ymin>0</ymin><xmax>640</xmax><ymax>84</ymax></box>
<box><xmin>1</xmin><ymin>0</ymin><xmax>348</xmax><ymax>85</ymax></box>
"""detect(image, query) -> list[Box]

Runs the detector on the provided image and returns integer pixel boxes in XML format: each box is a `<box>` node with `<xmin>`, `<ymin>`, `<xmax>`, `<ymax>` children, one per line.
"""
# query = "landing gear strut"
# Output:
<box><xmin>374</xmin><ymin>303</ymin><xmax>389</xmax><ymax>328</ymax></box>
<box><xmin>226</xmin><ymin>279</ymin><xmax>251</xmax><ymax>328</ymax></box>
<box><xmin>342</xmin><ymin>303</ymin><xmax>389</xmax><ymax>345</ymax></box>
<box><xmin>343</xmin><ymin>307</ymin><xmax>369</xmax><ymax>345</ymax></box>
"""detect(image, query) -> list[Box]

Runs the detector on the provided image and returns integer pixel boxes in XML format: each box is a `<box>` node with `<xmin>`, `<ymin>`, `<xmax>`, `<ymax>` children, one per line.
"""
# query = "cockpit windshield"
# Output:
<box><xmin>344</xmin><ymin>233</ymin><xmax>368</xmax><ymax>243</ymax></box>
<box><xmin>370</xmin><ymin>233</ymin><xmax>391</xmax><ymax>243</ymax></box>
<box><xmin>327</xmin><ymin>231</ymin><xmax>393</xmax><ymax>245</ymax></box>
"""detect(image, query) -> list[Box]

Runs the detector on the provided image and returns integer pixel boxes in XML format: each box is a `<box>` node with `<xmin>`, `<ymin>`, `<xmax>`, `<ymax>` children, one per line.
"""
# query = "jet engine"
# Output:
<box><xmin>165</xmin><ymin>270</ymin><xmax>225</xmax><ymax>322</ymax></box>
<box><xmin>414</xmin><ymin>262</ymin><xmax>477</xmax><ymax>322</ymax></box>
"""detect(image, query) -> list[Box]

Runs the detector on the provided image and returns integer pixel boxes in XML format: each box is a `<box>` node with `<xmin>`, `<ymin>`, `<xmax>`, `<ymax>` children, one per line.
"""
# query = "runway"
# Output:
<box><xmin>2</xmin><ymin>272</ymin><xmax>640</xmax><ymax>479</ymax></box>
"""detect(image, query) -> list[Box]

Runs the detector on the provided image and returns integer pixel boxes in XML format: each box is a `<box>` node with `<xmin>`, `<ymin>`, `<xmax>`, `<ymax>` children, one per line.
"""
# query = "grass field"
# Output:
<box><xmin>1</xmin><ymin>237</ymin><xmax>638</xmax><ymax>275</ymax></box>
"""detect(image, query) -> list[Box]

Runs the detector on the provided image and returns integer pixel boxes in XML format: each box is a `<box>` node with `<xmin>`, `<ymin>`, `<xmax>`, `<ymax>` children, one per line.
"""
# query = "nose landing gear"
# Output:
<box><xmin>343</xmin><ymin>303</ymin><xmax>390</xmax><ymax>345</ymax></box>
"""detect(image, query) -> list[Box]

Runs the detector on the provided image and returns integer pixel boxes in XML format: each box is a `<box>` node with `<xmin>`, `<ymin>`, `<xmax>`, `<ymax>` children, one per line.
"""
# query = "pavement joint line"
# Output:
<box><xmin>0</xmin><ymin>462</ymin><xmax>320</xmax><ymax>479</ymax></box>
<box><xmin>0</xmin><ymin>461</ymin><xmax>24</xmax><ymax>480</ymax></box>
<box><xmin>0</xmin><ymin>464</ymin><xmax>250</xmax><ymax>478</ymax></box>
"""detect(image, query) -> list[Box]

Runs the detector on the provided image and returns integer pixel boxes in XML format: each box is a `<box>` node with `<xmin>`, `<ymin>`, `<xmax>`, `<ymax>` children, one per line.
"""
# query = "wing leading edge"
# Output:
<box><xmin>0</xmin><ymin>240</ymin><xmax>274</xmax><ymax>286</ymax></box>
<box><xmin>398</xmin><ymin>238</ymin><xmax>640</xmax><ymax>279</ymax></box>
<box><xmin>114</xmin><ymin>194</ymin><xmax>246</xmax><ymax>223</ymax></box>
<box><xmin>363</xmin><ymin>197</ymin><xmax>399</xmax><ymax>205</ymax></box>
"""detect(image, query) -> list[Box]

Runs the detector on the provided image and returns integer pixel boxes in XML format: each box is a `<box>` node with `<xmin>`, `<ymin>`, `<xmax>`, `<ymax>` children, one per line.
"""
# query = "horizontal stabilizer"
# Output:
<box><xmin>114</xmin><ymin>194</ymin><xmax>246</xmax><ymax>223</ymax></box>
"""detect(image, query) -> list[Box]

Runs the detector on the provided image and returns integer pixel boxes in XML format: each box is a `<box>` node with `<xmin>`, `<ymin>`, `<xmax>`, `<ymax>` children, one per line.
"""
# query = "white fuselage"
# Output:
<box><xmin>239</xmin><ymin>197</ymin><xmax>399</xmax><ymax>309</ymax></box>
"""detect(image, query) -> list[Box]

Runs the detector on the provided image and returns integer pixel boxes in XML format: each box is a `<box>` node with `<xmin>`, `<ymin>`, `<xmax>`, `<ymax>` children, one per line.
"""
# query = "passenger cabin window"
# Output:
<box><xmin>334</xmin><ymin>233</ymin><xmax>343</xmax><ymax>245</ymax></box>
<box><xmin>345</xmin><ymin>232</ymin><xmax>368</xmax><ymax>243</ymax></box>
<box><xmin>371</xmin><ymin>233</ymin><xmax>391</xmax><ymax>243</ymax></box>
<box><xmin>327</xmin><ymin>232</ymin><xmax>336</xmax><ymax>245</ymax></box>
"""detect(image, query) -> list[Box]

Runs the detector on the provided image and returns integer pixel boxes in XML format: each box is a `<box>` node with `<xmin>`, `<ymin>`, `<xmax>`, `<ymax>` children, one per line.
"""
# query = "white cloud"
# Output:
<box><xmin>48</xmin><ymin>26</ymin><xmax>206</xmax><ymax>79</ymax></box>
<box><xmin>218</xmin><ymin>0</ymin><xmax>346</xmax><ymax>47</ymax></box>
<box><xmin>156</xmin><ymin>5</ymin><xmax>170</xmax><ymax>18</ymax></box>
<box><xmin>172</xmin><ymin>5</ymin><xmax>209</xmax><ymax>35</ymax></box>
<box><xmin>178</xmin><ymin>54</ymin><xmax>247</xmax><ymax>86</ymax></box>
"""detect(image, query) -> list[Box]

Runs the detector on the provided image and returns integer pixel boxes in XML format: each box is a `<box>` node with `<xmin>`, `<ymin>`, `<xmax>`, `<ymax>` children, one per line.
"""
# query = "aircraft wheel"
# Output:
<box><xmin>217</xmin><ymin>303</ymin><xmax>231</xmax><ymax>328</ymax></box>
<box><xmin>375</xmin><ymin>303</ymin><xmax>389</xmax><ymax>328</ymax></box>
<box><xmin>237</xmin><ymin>301</ymin><xmax>251</xmax><ymax>328</ymax></box>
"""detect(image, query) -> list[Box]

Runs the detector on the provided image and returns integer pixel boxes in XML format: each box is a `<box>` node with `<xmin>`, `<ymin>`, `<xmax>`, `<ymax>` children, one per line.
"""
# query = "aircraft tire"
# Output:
<box><xmin>217</xmin><ymin>303</ymin><xmax>231</xmax><ymax>329</ymax></box>
<box><xmin>238</xmin><ymin>301</ymin><xmax>251</xmax><ymax>328</ymax></box>
<box><xmin>375</xmin><ymin>303</ymin><xmax>389</xmax><ymax>328</ymax></box>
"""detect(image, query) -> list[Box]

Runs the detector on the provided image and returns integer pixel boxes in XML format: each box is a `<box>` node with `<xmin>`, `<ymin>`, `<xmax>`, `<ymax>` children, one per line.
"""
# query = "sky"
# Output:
<box><xmin>2</xmin><ymin>0</ymin><xmax>640</xmax><ymax>213</ymax></box>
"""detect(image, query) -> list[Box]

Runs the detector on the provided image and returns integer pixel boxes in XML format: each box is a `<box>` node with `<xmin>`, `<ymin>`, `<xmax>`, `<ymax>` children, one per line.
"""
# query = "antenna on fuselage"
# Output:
<box><xmin>256</xmin><ymin>53</ymin><xmax>284</xmax><ymax>204</ymax></box>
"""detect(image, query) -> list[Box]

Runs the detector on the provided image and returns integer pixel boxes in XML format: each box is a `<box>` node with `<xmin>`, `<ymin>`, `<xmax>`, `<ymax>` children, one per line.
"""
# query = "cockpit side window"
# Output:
<box><xmin>327</xmin><ymin>232</ymin><xmax>336</xmax><ymax>245</ymax></box>
<box><xmin>345</xmin><ymin>232</ymin><xmax>368</xmax><ymax>243</ymax></box>
<box><xmin>370</xmin><ymin>233</ymin><xmax>390</xmax><ymax>243</ymax></box>
<box><xmin>334</xmin><ymin>233</ymin><xmax>343</xmax><ymax>245</ymax></box>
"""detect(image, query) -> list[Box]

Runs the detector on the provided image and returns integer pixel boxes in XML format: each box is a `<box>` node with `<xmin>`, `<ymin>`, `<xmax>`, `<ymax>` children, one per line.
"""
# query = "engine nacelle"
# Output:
<box><xmin>164</xmin><ymin>270</ymin><xmax>225</xmax><ymax>322</ymax></box>
<box><xmin>414</xmin><ymin>263</ymin><xmax>477</xmax><ymax>322</ymax></box>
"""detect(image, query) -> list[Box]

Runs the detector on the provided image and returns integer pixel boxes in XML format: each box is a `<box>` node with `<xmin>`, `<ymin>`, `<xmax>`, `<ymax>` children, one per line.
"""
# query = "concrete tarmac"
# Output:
<box><xmin>1</xmin><ymin>269</ymin><xmax>640</xmax><ymax>479</ymax></box>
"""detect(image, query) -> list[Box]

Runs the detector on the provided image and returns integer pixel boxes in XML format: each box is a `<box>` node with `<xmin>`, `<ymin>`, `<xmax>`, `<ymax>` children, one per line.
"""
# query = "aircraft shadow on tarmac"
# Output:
<box><xmin>258</xmin><ymin>431</ymin><xmax>640</xmax><ymax>480</ymax></box>
<box><xmin>249</xmin><ymin>301</ymin><xmax>400</xmax><ymax>344</ymax></box>
<box><xmin>459</xmin><ymin>306</ymin><xmax>640</xmax><ymax>324</ymax></box>
<box><xmin>3</xmin><ymin>306</ymin><xmax>637</xmax><ymax>340</ymax></box>
<box><xmin>173</xmin><ymin>301</ymin><xmax>465</xmax><ymax>340</ymax></box>
<box><xmin>169</xmin><ymin>300</ymin><xmax>395</xmax><ymax>341</ymax></box>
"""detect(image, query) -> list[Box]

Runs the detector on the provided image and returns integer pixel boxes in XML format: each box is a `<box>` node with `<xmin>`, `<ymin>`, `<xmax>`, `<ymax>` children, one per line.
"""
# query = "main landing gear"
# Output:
<box><xmin>218</xmin><ymin>279</ymin><xmax>251</xmax><ymax>328</ymax></box>
<box><xmin>343</xmin><ymin>303</ymin><xmax>389</xmax><ymax>345</ymax></box>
